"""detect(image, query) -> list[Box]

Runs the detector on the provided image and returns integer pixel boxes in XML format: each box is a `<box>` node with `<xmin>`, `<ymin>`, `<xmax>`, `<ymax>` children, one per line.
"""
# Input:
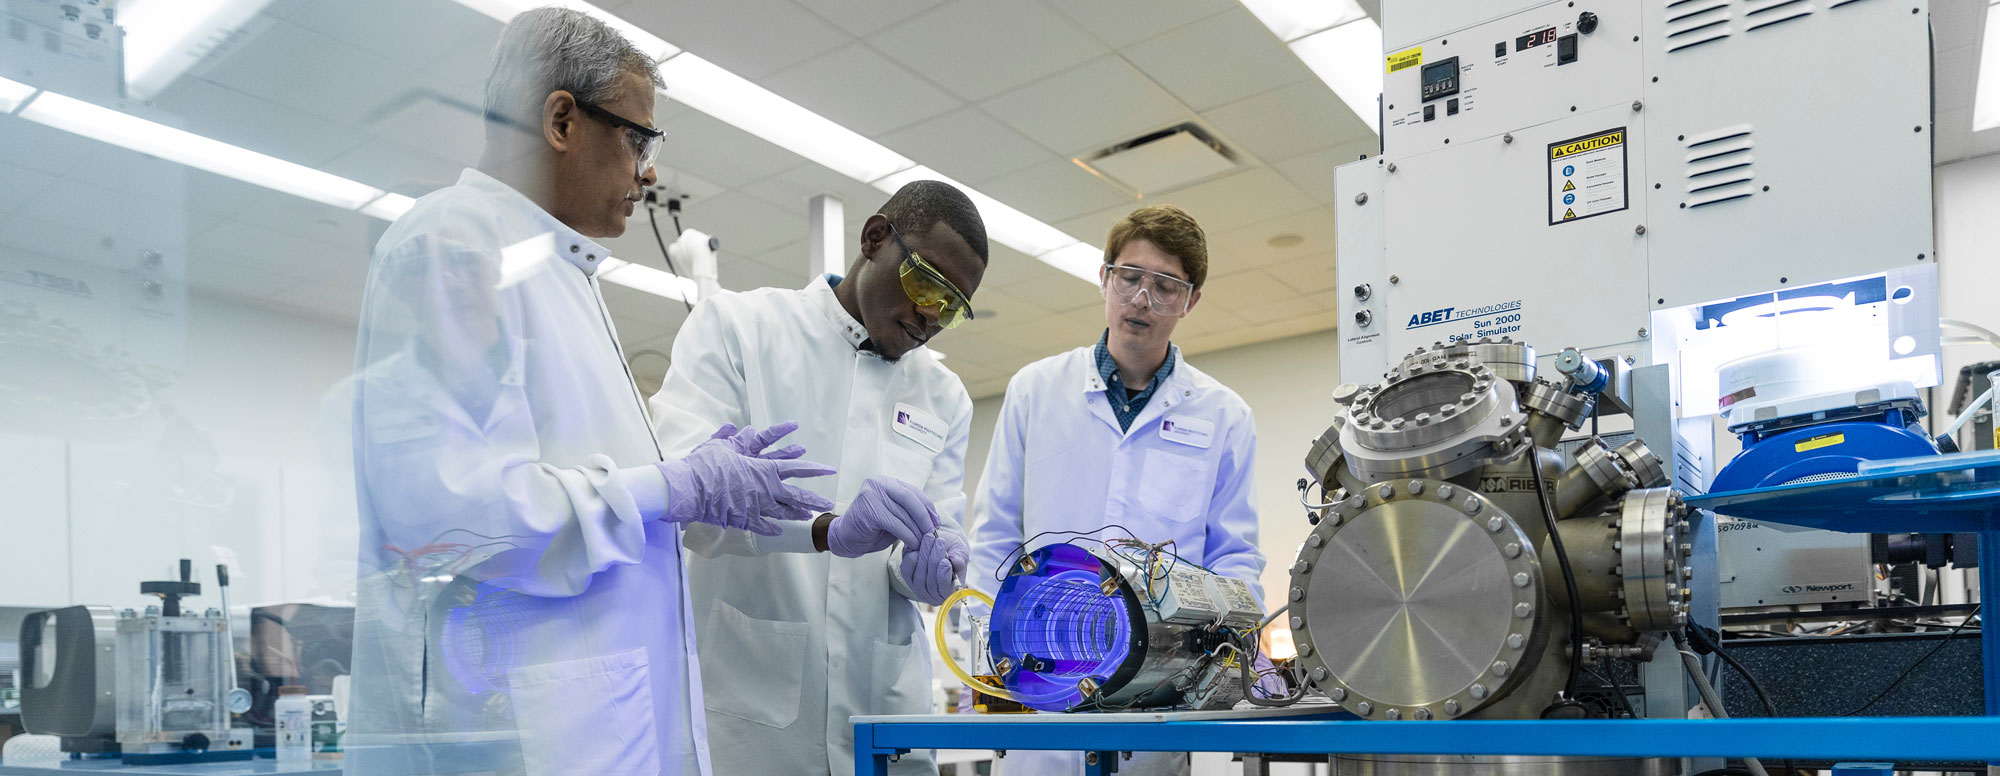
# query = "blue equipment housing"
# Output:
<box><xmin>1712</xmin><ymin>398</ymin><xmax>1939</xmax><ymax>493</ymax></box>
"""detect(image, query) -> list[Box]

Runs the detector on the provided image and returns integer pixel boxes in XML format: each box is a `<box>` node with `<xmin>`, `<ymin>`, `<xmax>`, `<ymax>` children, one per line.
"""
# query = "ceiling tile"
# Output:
<box><xmin>791</xmin><ymin>0</ymin><xmax>951</xmax><ymax>37</ymax></box>
<box><xmin>738</xmin><ymin>161</ymin><xmax>899</xmax><ymax>216</ymax></box>
<box><xmin>1203</xmin><ymin>80</ymin><xmax>1368</xmax><ymax>164</ymax></box>
<box><xmin>192</xmin><ymin>219</ymin><xmax>351</xmax><ymax>279</ymax></box>
<box><xmin>657</xmin><ymin>110</ymin><xmax>809</xmax><ymax>188</ymax></box>
<box><xmin>751</xmin><ymin>239</ymin><xmax>813</xmax><ymax>280</ymax></box>
<box><xmin>1122</xmin><ymin>9</ymin><xmax>1313</xmax><ymax>112</ymax></box>
<box><xmin>1233</xmin><ymin>292</ymin><xmax>1332</xmax><ymax>325</ymax></box>
<box><xmin>981</xmin><ymin>55</ymin><xmax>1191</xmax><ymax>156</ymax></box>
<box><xmin>718</xmin><ymin>252</ymin><xmax>808</xmax><ymax>291</ymax></box>
<box><xmin>1055</xmin><ymin>203</ymin><xmax>1133</xmax><ymax>250</ymax></box>
<box><xmin>284</xmin><ymin>0</ymin><xmax>496</xmax><ymax>72</ymax></box>
<box><xmin>1147</xmin><ymin>168</ymin><xmax>1317</xmax><ymax>233</ymax></box>
<box><xmin>359</xmin><ymin>90</ymin><xmax>487</xmax><ymax>170</ymax></box>
<box><xmin>1212</xmin><ymin>208</ymin><xmax>1335</xmax><ymax>269</ymax></box>
<box><xmin>319</xmin><ymin>138</ymin><xmax>467</xmax><ymax>198</ymax></box>
<box><xmin>231</xmin><ymin>193</ymin><xmax>386</xmax><ymax>253</ymax></box>
<box><xmin>619</xmin><ymin>0</ymin><xmax>850</xmax><ymax>81</ymax></box>
<box><xmin>1044</xmin><ymin>0</ymin><xmax>1233</xmax><ymax>49</ymax></box>
<box><xmin>866</xmin><ymin>0</ymin><xmax>1106</xmax><ymax>102</ymax></box>
<box><xmin>965</xmin><ymin>244</ymin><xmax>1049</xmax><ymax>289</ymax></box>
<box><xmin>1265</xmin><ymin>251</ymin><xmax>1340</xmax><ymax>295</ymax></box>
<box><xmin>1163</xmin><ymin>304</ymin><xmax>1244</xmax><ymax>340</ymax></box>
<box><xmin>964</xmin><ymin>286</ymin><xmax>1054</xmax><ymax>323</ymax></box>
<box><xmin>673</xmin><ymin>191</ymin><xmax>810</xmax><ymax>257</ymax></box>
<box><xmin>195</xmin><ymin>20</ymin><xmax>425</xmax><ymax>131</ymax></box>
<box><xmin>148</xmin><ymin>80</ymin><xmax>369</xmax><ymax>168</ymax></box>
<box><xmin>762</xmin><ymin>43</ymin><xmax>962</xmax><ymax>137</ymax></box>
<box><xmin>1937</xmin><ymin>46</ymin><xmax>1979</xmax><ymax>113</ymax></box>
<box><xmin>1933</xmin><ymin>0</ymin><xmax>1988</xmax><ymax>55</ymax></box>
<box><xmin>1197</xmin><ymin>268</ymin><xmax>1299</xmax><ymax>311</ymax></box>
<box><xmin>0</xmin><ymin>117</ymin><xmax>106</xmax><ymax>177</ymax></box>
<box><xmin>877</xmin><ymin>107</ymin><xmax>1053</xmax><ymax>183</ymax></box>
<box><xmin>977</xmin><ymin>158</ymin><xmax>1132</xmax><ymax>224</ymax></box>
<box><xmin>0</xmin><ymin>163</ymin><xmax>56</xmax><ymax>216</ymax></box>
<box><xmin>1271</xmin><ymin>140</ymin><xmax>1376</xmax><ymax>206</ymax></box>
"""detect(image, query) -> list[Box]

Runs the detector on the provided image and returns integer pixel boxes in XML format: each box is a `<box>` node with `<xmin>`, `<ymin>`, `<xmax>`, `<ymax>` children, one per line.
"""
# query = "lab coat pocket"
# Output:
<box><xmin>700</xmin><ymin>599</ymin><xmax>808</xmax><ymax>728</ymax></box>
<box><xmin>1138</xmin><ymin>449</ymin><xmax>1213</xmax><ymax>523</ymax></box>
<box><xmin>508</xmin><ymin>647</ymin><xmax>660</xmax><ymax>776</ymax></box>
<box><xmin>865</xmin><ymin>638</ymin><xmax>931</xmax><ymax>716</ymax></box>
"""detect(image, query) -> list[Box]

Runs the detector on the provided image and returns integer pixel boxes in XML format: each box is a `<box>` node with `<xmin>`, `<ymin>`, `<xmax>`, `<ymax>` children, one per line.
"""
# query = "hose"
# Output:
<box><xmin>1672</xmin><ymin>630</ymin><xmax>1771</xmax><ymax>776</ymax></box>
<box><xmin>933</xmin><ymin>587</ymin><xmax>1071</xmax><ymax>707</ymax></box>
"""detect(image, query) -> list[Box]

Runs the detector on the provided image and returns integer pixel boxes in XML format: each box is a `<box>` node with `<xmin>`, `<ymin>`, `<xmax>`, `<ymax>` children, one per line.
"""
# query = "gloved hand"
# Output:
<box><xmin>899</xmin><ymin>532</ymin><xmax>968</xmax><ymax>606</ymax></box>
<box><xmin>658</xmin><ymin>423</ymin><xmax>835</xmax><ymax>536</ymax></box>
<box><xmin>825</xmin><ymin>476</ymin><xmax>938</xmax><ymax>558</ymax></box>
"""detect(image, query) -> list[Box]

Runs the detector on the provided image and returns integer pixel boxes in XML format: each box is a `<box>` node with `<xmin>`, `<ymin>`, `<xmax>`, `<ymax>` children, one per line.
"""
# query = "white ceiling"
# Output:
<box><xmin>8</xmin><ymin>0</ymin><xmax>1987</xmax><ymax>400</ymax></box>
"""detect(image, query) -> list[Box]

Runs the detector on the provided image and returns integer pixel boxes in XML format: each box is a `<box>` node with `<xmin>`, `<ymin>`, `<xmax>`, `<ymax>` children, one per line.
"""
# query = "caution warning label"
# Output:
<box><xmin>1387</xmin><ymin>47</ymin><xmax>1423</xmax><ymax>73</ymax></box>
<box><xmin>1548</xmin><ymin>127</ymin><xmax>1629</xmax><ymax>226</ymax></box>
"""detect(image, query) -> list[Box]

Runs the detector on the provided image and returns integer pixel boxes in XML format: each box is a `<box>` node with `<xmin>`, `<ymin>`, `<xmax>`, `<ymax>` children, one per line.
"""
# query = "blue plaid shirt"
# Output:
<box><xmin>1094</xmin><ymin>329</ymin><xmax>1178</xmax><ymax>432</ymax></box>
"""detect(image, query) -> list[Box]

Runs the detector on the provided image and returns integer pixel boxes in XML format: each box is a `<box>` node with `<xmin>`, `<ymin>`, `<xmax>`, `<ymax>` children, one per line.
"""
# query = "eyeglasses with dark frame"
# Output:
<box><xmin>573</xmin><ymin>98</ymin><xmax>664</xmax><ymax>177</ymax></box>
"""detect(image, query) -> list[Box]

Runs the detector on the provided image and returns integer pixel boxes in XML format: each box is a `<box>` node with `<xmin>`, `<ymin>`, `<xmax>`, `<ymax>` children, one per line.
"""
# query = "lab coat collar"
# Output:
<box><xmin>456</xmin><ymin>168</ymin><xmax>612</xmax><ymax>277</ymax></box>
<box><xmin>809</xmin><ymin>273</ymin><xmax>872</xmax><ymax>351</ymax></box>
<box><xmin>1080</xmin><ymin>345</ymin><xmax>1191</xmax><ymax>438</ymax></box>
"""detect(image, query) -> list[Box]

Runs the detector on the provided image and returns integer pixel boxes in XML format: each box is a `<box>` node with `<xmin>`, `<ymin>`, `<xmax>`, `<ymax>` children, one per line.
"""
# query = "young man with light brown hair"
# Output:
<box><xmin>968</xmin><ymin>204</ymin><xmax>1266</xmax><ymax>776</ymax></box>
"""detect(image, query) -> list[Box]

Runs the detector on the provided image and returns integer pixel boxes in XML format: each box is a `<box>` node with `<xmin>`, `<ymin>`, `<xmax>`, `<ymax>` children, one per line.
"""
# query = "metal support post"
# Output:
<box><xmin>808</xmin><ymin>194</ymin><xmax>844</xmax><ymax>282</ymax></box>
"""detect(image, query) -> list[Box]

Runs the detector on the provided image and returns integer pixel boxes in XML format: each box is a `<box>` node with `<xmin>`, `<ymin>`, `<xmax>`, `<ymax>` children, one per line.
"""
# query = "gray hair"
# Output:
<box><xmin>482</xmin><ymin>7</ymin><xmax>664</xmax><ymax>127</ymax></box>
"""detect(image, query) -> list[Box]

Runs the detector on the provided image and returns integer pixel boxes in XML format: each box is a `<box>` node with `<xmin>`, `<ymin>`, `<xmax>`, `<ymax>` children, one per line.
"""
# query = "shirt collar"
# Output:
<box><xmin>809</xmin><ymin>273</ymin><xmax>871</xmax><ymax>350</ymax></box>
<box><xmin>457</xmin><ymin>168</ymin><xmax>613</xmax><ymax>277</ymax></box>
<box><xmin>1089</xmin><ymin>329</ymin><xmax>1178</xmax><ymax>393</ymax></box>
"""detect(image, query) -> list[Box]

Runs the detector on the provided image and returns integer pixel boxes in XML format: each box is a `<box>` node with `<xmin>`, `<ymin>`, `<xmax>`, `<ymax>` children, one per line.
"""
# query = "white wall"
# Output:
<box><xmin>0</xmin><ymin>293</ymin><xmax>359</xmax><ymax>611</ymax></box>
<box><xmin>959</xmin><ymin>330</ymin><xmax>1342</xmax><ymax>610</ymax></box>
<box><xmin>1934</xmin><ymin>153</ymin><xmax>2000</xmax><ymax>416</ymax></box>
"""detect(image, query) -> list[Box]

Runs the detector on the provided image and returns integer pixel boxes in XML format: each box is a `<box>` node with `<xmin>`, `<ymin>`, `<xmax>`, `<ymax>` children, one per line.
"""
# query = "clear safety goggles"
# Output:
<box><xmin>576</xmin><ymin>98</ymin><xmax>664</xmax><ymax>178</ymax></box>
<box><xmin>1101</xmin><ymin>264</ymin><xmax>1194</xmax><ymax>316</ymax></box>
<box><xmin>889</xmin><ymin>222</ymin><xmax>975</xmax><ymax>330</ymax></box>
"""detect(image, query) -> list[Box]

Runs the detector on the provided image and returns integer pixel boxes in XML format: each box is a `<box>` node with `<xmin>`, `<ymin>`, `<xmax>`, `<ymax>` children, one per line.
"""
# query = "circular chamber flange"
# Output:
<box><xmin>1291</xmin><ymin>479</ymin><xmax>1549</xmax><ymax>721</ymax></box>
<box><xmin>1618</xmin><ymin>488</ymin><xmax>1693</xmax><ymax>632</ymax></box>
<box><xmin>1340</xmin><ymin>345</ymin><xmax>1530</xmax><ymax>481</ymax></box>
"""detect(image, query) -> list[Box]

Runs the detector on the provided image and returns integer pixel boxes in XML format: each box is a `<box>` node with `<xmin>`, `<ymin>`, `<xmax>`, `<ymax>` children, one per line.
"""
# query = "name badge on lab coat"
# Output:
<box><xmin>1159</xmin><ymin>415</ymin><xmax>1213</xmax><ymax>449</ymax></box>
<box><xmin>892</xmin><ymin>403</ymin><xmax>948</xmax><ymax>453</ymax></box>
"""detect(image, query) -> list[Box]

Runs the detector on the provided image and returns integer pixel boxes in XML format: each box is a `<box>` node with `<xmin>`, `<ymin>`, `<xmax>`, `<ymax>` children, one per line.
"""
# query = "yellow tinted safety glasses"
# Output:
<box><xmin>889</xmin><ymin>222</ymin><xmax>975</xmax><ymax>329</ymax></box>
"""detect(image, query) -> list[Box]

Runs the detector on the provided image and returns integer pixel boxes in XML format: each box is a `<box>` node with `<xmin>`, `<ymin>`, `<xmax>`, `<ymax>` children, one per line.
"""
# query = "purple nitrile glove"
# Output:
<box><xmin>703</xmin><ymin>421</ymin><xmax>808</xmax><ymax>461</ymax></box>
<box><xmin>900</xmin><ymin>531</ymin><xmax>968</xmax><ymax>606</ymax></box>
<box><xmin>825</xmin><ymin>476</ymin><xmax>937</xmax><ymax>558</ymax></box>
<box><xmin>657</xmin><ymin>423</ymin><xmax>835</xmax><ymax>536</ymax></box>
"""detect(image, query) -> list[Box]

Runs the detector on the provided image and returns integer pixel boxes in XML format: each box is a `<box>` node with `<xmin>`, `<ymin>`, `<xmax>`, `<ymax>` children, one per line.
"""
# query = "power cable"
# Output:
<box><xmin>643</xmin><ymin>192</ymin><xmax>694</xmax><ymax>313</ymax></box>
<box><xmin>1528</xmin><ymin>448</ymin><xmax>1585</xmax><ymax>699</ymax></box>
<box><xmin>1838</xmin><ymin>604</ymin><xmax>1981</xmax><ymax>716</ymax></box>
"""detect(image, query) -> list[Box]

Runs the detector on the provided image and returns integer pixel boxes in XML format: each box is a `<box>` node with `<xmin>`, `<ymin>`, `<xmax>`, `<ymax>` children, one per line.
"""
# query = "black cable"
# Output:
<box><xmin>1838</xmin><ymin>603</ymin><xmax>1981</xmax><ymax>716</ymax></box>
<box><xmin>644</xmin><ymin>204</ymin><xmax>695</xmax><ymax>313</ymax></box>
<box><xmin>1528</xmin><ymin>447</ymin><xmax>1585</xmax><ymax>699</ymax></box>
<box><xmin>1686</xmin><ymin>626</ymin><xmax>1779</xmax><ymax>718</ymax></box>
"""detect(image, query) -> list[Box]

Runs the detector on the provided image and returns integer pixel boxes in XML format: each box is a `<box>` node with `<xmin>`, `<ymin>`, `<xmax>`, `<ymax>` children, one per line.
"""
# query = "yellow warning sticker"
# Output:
<box><xmin>1386</xmin><ymin>47</ymin><xmax>1423</xmax><ymax>73</ymax></box>
<box><xmin>1795</xmin><ymin>433</ymin><xmax>1846</xmax><ymax>453</ymax></box>
<box><xmin>1563</xmin><ymin>208</ymin><xmax>1576</xmax><ymax>220</ymax></box>
<box><xmin>1550</xmin><ymin>129</ymin><xmax>1626</xmax><ymax>159</ymax></box>
<box><xmin>1562</xmin><ymin>180</ymin><xmax>1576</xmax><ymax>192</ymax></box>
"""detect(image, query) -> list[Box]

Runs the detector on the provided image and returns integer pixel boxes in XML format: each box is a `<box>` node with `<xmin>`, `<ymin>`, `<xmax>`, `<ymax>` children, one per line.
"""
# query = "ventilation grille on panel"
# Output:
<box><xmin>1665</xmin><ymin>0</ymin><xmax>1866</xmax><ymax>53</ymax></box>
<box><xmin>1664</xmin><ymin>0</ymin><xmax>1733</xmax><ymax>52</ymax></box>
<box><xmin>1682</xmin><ymin>124</ymin><xmax>1757</xmax><ymax>208</ymax></box>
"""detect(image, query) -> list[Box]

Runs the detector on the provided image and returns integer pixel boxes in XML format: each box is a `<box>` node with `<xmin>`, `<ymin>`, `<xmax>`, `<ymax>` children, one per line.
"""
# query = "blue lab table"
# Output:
<box><xmin>855</xmin><ymin>453</ymin><xmax>2000</xmax><ymax>775</ymax></box>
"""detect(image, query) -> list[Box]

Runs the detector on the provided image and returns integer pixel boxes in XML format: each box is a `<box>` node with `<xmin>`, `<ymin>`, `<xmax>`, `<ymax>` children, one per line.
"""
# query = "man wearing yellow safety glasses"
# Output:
<box><xmin>646</xmin><ymin>180</ymin><xmax>987</xmax><ymax>776</ymax></box>
<box><xmin>968</xmin><ymin>204</ymin><xmax>1267</xmax><ymax>776</ymax></box>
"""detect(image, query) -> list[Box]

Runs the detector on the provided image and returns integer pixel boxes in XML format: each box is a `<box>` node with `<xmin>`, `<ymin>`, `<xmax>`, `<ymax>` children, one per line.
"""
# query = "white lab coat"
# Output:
<box><xmin>345</xmin><ymin>168</ymin><xmax>709</xmax><ymax>776</ymax></box>
<box><xmin>648</xmin><ymin>276</ymin><xmax>971</xmax><ymax>776</ymax></box>
<box><xmin>968</xmin><ymin>344</ymin><xmax>1264</xmax><ymax>776</ymax></box>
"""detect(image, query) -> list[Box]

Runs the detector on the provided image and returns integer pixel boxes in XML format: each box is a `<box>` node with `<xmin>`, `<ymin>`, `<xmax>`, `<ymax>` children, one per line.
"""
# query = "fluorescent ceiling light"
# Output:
<box><xmin>0</xmin><ymin>76</ymin><xmax>37</xmax><ymax>113</ymax></box>
<box><xmin>360</xmin><ymin>193</ymin><xmax>417</xmax><ymax>221</ymax></box>
<box><xmin>599</xmin><ymin>258</ymin><xmax>699</xmax><ymax>303</ymax></box>
<box><xmin>1040</xmin><ymin>243</ymin><xmax>1106</xmax><ymax>284</ymax></box>
<box><xmin>1237</xmin><ymin>0</ymin><xmax>1368</xmax><ymax>43</ymax></box>
<box><xmin>658</xmin><ymin>53</ymin><xmax>916</xmax><ymax>184</ymax></box>
<box><xmin>1975</xmin><ymin>0</ymin><xmax>2000</xmax><ymax>131</ymax></box>
<box><xmin>18</xmin><ymin>91</ymin><xmax>386</xmax><ymax>210</ymax></box>
<box><xmin>120</xmin><ymin>0</ymin><xmax>277</xmax><ymax>101</ymax></box>
<box><xmin>453</xmin><ymin>0</ymin><xmax>679</xmax><ymax>61</ymax></box>
<box><xmin>1289</xmin><ymin>19</ymin><xmax>1384</xmax><ymax>134</ymax></box>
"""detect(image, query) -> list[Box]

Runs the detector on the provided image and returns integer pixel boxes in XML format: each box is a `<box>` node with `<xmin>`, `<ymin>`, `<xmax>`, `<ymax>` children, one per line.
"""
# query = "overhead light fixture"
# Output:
<box><xmin>18</xmin><ymin>90</ymin><xmax>387</xmax><ymax>210</ymax></box>
<box><xmin>0</xmin><ymin>76</ymin><xmax>37</xmax><ymax>113</ymax></box>
<box><xmin>1239</xmin><ymin>0</ymin><xmax>1382</xmax><ymax>134</ymax></box>
<box><xmin>657</xmin><ymin>53</ymin><xmax>915</xmax><ymax>184</ymax></box>
<box><xmin>1975</xmin><ymin>0</ymin><xmax>2000</xmax><ymax>131</ymax></box>
<box><xmin>598</xmin><ymin>257</ymin><xmax>699</xmax><ymax>303</ymax></box>
<box><xmin>6</xmin><ymin>79</ymin><xmax>700</xmax><ymax>305</ymax></box>
<box><xmin>120</xmin><ymin>0</ymin><xmax>278</xmax><ymax>101</ymax></box>
<box><xmin>453</xmin><ymin>0</ymin><xmax>679</xmax><ymax>61</ymax></box>
<box><xmin>1236</xmin><ymin>0</ymin><xmax>1368</xmax><ymax>44</ymax></box>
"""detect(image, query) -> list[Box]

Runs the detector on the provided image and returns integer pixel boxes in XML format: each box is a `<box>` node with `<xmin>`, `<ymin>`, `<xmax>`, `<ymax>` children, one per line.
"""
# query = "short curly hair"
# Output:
<box><xmin>1103</xmin><ymin>205</ymin><xmax>1208</xmax><ymax>289</ymax></box>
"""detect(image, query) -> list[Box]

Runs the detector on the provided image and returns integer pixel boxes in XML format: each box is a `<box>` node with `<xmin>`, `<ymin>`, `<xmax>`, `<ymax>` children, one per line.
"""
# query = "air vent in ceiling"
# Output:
<box><xmin>1073</xmin><ymin>123</ymin><xmax>1240</xmax><ymax>199</ymax></box>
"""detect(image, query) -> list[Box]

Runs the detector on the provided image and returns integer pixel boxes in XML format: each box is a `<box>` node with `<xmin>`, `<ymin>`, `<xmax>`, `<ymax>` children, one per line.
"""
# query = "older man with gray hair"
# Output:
<box><xmin>344</xmin><ymin>8</ymin><xmax>832</xmax><ymax>775</ymax></box>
